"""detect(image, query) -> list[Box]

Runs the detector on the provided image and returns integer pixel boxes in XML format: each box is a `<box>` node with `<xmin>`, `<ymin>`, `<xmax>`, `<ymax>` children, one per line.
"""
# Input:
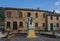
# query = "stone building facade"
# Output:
<box><xmin>46</xmin><ymin>11</ymin><xmax>60</xmax><ymax>31</ymax></box>
<box><xmin>4</xmin><ymin>8</ymin><xmax>49</xmax><ymax>33</ymax></box>
<box><xmin>4</xmin><ymin>7</ymin><xmax>60</xmax><ymax>33</ymax></box>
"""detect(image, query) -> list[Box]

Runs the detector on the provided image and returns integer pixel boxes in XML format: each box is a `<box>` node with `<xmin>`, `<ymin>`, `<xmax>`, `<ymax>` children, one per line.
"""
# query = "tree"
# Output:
<box><xmin>0</xmin><ymin>13</ymin><xmax>5</xmax><ymax>21</ymax></box>
<box><xmin>0</xmin><ymin>12</ymin><xmax>5</xmax><ymax>26</ymax></box>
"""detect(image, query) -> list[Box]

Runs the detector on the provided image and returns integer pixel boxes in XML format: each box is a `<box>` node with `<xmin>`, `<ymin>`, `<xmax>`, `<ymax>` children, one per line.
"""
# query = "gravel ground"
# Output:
<box><xmin>0</xmin><ymin>35</ymin><xmax>60</xmax><ymax>41</ymax></box>
<box><xmin>0</xmin><ymin>31</ymin><xmax>60</xmax><ymax>41</ymax></box>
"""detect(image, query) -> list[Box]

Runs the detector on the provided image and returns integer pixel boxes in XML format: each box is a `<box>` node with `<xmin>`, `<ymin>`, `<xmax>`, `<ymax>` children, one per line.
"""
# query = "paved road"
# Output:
<box><xmin>40</xmin><ymin>31</ymin><xmax>60</xmax><ymax>36</ymax></box>
<box><xmin>0</xmin><ymin>35</ymin><xmax>60</xmax><ymax>41</ymax></box>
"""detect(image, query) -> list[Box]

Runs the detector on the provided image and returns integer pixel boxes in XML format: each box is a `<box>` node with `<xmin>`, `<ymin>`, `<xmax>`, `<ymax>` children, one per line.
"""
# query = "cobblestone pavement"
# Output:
<box><xmin>0</xmin><ymin>35</ymin><xmax>60</xmax><ymax>41</ymax></box>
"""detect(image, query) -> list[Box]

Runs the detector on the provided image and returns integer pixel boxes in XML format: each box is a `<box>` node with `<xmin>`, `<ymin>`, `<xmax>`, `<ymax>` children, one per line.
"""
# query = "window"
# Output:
<box><xmin>57</xmin><ymin>23</ymin><xmax>59</xmax><ymax>27</ymax></box>
<box><xmin>57</xmin><ymin>16</ymin><xmax>59</xmax><ymax>20</ymax></box>
<box><xmin>19</xmin><ymin>22</ymin><xmax>23</xmax><ymax>27</ymax></box>
<box><xmin>35</xmin><ymin>13</ymin><xmax>38</xmax><ymax>18</ymax></box>
<box><xmin>51</xmin><ymin>16</ymin><xmax>53</xmax><ymax>20</ymax></box>
<box><xmin>43</xmin><ymin>23</ymin><xmax>45</xmax><ymax>27</ymax></box>
<box><xmin>43</xmin><ymin>13</ymin><xmax>45</xmax><ymax>18</ymax></box>
<box><xmin>13</xmin><ymin>22</ymin><xmax>17</xmax><ymax>30</ymax></box>
<box><xmin>7</xmin><ymin>11</ymin><xmax>11</xmax><ymax>18</ymax></box>
<box><xmin>27</xmin><ymin>12</ymin><xmax>31</xmax><ymax>17</ymax></box>
<box><xmin>7</xmin><ymin>22</ymin><xmax>10</xmax><ymax>28</ymax></box>
<box><xmin>35</xmin><ymin>23</ymin><xmax>38</xmax><ymax>27</ymax></box>
<box><xmin>19</xmin><ymin>12</ymin><xmax>22</xmax><ymax>18</ymax></box>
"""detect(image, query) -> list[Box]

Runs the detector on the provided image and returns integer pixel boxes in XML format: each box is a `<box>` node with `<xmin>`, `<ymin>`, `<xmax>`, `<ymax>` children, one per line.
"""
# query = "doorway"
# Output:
<box><xmin>13</xmin><ymin>22</ymin><xmax>17</xmax><ymax>30</ymax></box>
<box><xmin>50</xmin><ymin>23</ymin><xmax>54</xmax><ymax>31</ymax></box>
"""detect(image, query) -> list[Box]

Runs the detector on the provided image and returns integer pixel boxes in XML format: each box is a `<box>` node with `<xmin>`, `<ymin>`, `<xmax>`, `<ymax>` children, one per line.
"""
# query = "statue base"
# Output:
<box><xmin>27</xmin><ymin>30</ymin><xmax>37</xmax><ymax>38</ymax></box>
<box><xmin>7</xmin><ymin>32</ymin><xmax>15</xmax><ymax>39</ymax></box>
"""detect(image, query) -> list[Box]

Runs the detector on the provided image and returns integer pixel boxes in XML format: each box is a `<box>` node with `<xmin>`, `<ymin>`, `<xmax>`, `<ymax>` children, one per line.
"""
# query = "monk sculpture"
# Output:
<box><xmin>27</xmin><ymin>16</ymin><xmax>37</xmax><ymax>38</ymax></box>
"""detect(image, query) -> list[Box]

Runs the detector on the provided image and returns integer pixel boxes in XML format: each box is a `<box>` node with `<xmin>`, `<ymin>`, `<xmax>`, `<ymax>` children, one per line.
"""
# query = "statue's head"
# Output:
<box><xmin>28</xmin><ymin>16</ymin><xmax>33</xmax><ymax>25</ymax></box>
<box><xmin>28</xmin><ymin>16</ymin><xmax>33</xmax><ymax>20</ymax></box>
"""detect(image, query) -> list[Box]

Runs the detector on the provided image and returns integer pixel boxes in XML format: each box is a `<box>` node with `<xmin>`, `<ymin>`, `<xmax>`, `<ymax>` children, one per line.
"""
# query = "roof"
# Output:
<box><xmin>4</xmin><ymin>7</ymin><xmax>52</xmax><ymax>13</ymax></box>
<box><xmin>46</xmin><ymin>13</ymin><xmax>60</xmax><ymax>16</ymax></box>
<box><xmin>1</xmin><ymin>7</ymin><xmax>60</xmax><ymax>15</ymax></box>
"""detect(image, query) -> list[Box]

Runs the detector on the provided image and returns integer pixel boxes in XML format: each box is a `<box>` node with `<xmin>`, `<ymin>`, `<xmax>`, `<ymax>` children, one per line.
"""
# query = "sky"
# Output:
<box><xmin>0</xmin><ymin>0</ymin><xmax>60</xmax><ymax>13</ymax></box>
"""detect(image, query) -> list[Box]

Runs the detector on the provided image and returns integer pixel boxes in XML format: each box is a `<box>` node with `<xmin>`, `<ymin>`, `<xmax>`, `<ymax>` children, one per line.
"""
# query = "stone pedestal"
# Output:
<box><xmin>7</xmin><ymin>32</ymin><xmax>15</xmax><ymax>39</ymax></box>
<box><xmin>27</xmin><ymin>30</ymin><xmax>37</xmax><ymax>38</ymax></box>
<box><xmin>27</xmin><ymin>16</ymin><xmax>37</xmax><ymax>38</ymax></box>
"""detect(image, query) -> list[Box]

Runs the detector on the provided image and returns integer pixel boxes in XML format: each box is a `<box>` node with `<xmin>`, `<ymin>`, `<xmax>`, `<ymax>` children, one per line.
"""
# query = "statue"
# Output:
<box><xmin>27</xmin><ymin>16</ymin><xmax>37</xmax><ymax>38</ymax></box>
<box><xmin>28</xmin><ymin>16</ymin><xmax>34</xmax><ymax>29</ymax></box>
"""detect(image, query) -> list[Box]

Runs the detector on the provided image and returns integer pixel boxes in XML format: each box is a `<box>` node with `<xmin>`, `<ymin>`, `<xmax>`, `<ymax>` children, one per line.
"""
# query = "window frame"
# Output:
<box><xmin>43</xmin><ymin>13</ymin><xmax>45</xmax><ymax>18</ymax></box>
<box><xmin>43</xmin><ymin>23</ymin><xmax>45</xmax><ymax>27</ymax></box>
<box><xmin>35</xmin><ymin>22</ymin><xmax>38</xmax><ymax>27</ymax></box>
<box><xmin>27</xmin><ymin>12</ymin><xmax>31</xmax><ymax>17</ymax></box>
<box><xmin>7</xmin><ymin>22</ymin><xmax>10</xmax><ymax>28</ymax></box>
<box><xmin>19</xmin><ymin>21</ymin><xmax>23</xmax><ymax>27</ymax></box>
<box><xmin>7</xmin><ymin>11</ymin><xmax>11</xmax><ymax>18</ymax></box>
<box><xmin>13</xmin><ymin>22</ymin><xmax>17</xmax><ymax>30</ymax></box>
<box><xmin>35</xmin><ymin>13</ymin><xmax>38</xmax><ymax>18</ymax></box>
<box><xmin>56</xmin><ymin>16</ymin><xmax>59</xmax><ymax>20</ymax></box>
<box><xmin>57</xmin><ymin>23</ymin><xmax>59</xmax><ymax>27</ymax></box>
<box><xmin>19</xmin><ymin>12</ymin><xmax>23</xmax><ymax>18</ymax></box>
<box><xmin>51</xmin><ymin>16</ymin><xmax>53</xmax><ymax>20</ymax></box>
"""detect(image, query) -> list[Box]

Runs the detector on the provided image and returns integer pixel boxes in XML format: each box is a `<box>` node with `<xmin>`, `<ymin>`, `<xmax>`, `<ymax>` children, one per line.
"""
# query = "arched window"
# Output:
<box><xmin>19</xmin><ymin>12</ymin><xmax>22</xmax><ymax>18</ymax></box>
<box><xmin>57</xmin><ymin>23</ymin><xmax>59</xmax><ymax>27</ymax></box>
<box><xmin>7</xmin><ymin>22</ymin><xmax>10</xmax><ymax>28</ymax></box>
<box><xmin>43</xmin><ymin>23</ymin><xmax>45</xmax><ymax>27</ymax></box>
<box><xmin>43</xmin><ymin>13</ymin><xmax>45</xmax><ymax>18</ymax></box>
<box><xmin>56</xmin><ymin>16</ymin><xmax>59</xmax><ymax>20</ymax></box>
<box><xmin>50</xmin><ymin>23</ymin><xmax>53</xmax><ymax>31</ymax></box>
<box><xmin>13</xmin><ymin>22</ymin><xmax>17</xmax><ymax>30</ymax></box>
<box><xmin>35</xmin><ymin>13</ymin><xmax>38</xmax><ymax>18</ymax></box>
<box><xmin>35</xmin><ymin>22</ymin><xmax>38</xmax><ymax>27</ymax></box>
<box><xmin>27</xmin><ymin>12</ymin><xmax>31</xmax><ymax>17</ymax></box>
<box><xmin>51</xmin><ymin>16</ymin><xmax>53</xmax><ymax>20</ymax></box>
<box><xmin>7</xmin><ymin>11</ymin><xmax>11</xmax><ymax>18</ymax></box>
<box><xmin>19</xmin><ymin>21</ymin><xmax>23</xmax><ymax>27</ymax></box>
